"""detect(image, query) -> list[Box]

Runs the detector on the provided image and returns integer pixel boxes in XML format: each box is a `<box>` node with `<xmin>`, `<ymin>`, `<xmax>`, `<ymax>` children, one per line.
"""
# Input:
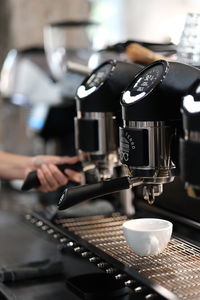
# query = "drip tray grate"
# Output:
<box><xmin>54</xmin><ymin>214</ymin><xmax>200</xmax><ymax>300</ymax></box>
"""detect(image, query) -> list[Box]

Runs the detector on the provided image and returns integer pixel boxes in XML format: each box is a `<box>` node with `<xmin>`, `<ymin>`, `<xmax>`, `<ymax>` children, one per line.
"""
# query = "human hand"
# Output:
<box><xmin>25</xmin><ymin>155</ymin><xmax>82</xmax><ymax>192</ymax></box>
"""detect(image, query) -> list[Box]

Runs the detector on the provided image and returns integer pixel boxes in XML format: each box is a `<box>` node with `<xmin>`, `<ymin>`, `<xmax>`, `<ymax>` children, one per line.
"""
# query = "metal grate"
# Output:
<box><xmin>55</xmin><ymin>214</ymin><xmax>200</xmax><ymax>300</ymax></box>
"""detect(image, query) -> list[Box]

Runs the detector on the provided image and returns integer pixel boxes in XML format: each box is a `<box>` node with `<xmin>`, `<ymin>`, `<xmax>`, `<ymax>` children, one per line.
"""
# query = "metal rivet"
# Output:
<box><xmin>60</xmin><ymin>237</ymin><xmax>68</xmax><ymax>243</ymax></box>
<box><xmin>30</xmin><ymin>218</ymin><xmax>37</xmax><ymax>224</ymax></box>
<box><xmin>105</xmin><ymin>267</ymin><xmax>117</xmax><ymax>274</ymax></box>
<box><xmin>36</xmin><ymin>221</ymin><xmax>43</xmax><ymax>227</ymax></box>
<box><xmin>53</xmin><ymin>233</ymin><xmax>60</xmax><ymax>239</ymax></box>
<box><xmin>115</xmin><ymin>273</ymin><xmax>127</xmax><ymax>280</ymax></box>
<box><xmin>25</xmin><ymin>214</ymin><xmax>31</xmax><ymax>220</ymax></box>
<box><xmin>97</xmin><ymin>262</ymin><xmax>109</xmax><ymax>269</ymax></box>
<box><xmin>124</xmin><ymin>280</ymin><xmax>135</xmax><ymax>287</ymax></box>
<box><xmin>134</xmin><ymin>286</ymin><xmax>144</xmax><ymax>293</ymax></box>
<box><xmin>66</xmin><ymin>241</ymin><xmax>75</xmax><ymax>247</ymax></box>
<box><xmin>74</xmin><ymin>246</ymin><xmax>84</xmax><ymax>253</ymax></box>
<box><xmin>41</xmin><ymin>225</ymin><xmax>48</xmax><ymax>231</ymax></box>
<box><xmin>81</xmin><ymin>251</ymin><xmax>92</xmax><ymax>258</ymax></box>
<box><xmin>89</xmin><ymin>257</ymin><xmax>101</xmax><ymax>263</ymax></box>
<box><xmin>145</xmin><ymin>293</ymin><xmax>158</xmax><ymax>299</ymax></box>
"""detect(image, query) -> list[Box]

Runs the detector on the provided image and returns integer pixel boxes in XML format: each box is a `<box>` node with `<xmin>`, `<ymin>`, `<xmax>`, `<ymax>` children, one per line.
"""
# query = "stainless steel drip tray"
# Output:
<box><xmin>26</xmin><ymin>212</ymin><xmax>200</xmax><ymax>300</ymax></box>
<box><xmin>53</xmin><ymin>213</ymin><xmax>200</xmax><ymax>300</ymax></box>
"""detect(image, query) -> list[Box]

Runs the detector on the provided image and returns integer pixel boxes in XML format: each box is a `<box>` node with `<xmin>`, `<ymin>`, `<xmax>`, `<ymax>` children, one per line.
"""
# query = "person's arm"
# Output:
<box><xmin>0</xmin><ymin>152</ymin><xmax>81</xmax><ymax>192</ymax></box>
<box><xmin>0</xmin><ymin>152</ymin><xmax>33</xmax><ymax>179</ymax></box>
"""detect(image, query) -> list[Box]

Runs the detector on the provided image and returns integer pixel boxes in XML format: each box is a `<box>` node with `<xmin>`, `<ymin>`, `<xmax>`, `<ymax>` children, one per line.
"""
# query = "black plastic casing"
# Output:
<box><xmin>180</xmin><ymin>80</ymin><xmax>200</xmax><ymax>187</ymax></box>
<box><xmin>181</xmin><ymin>80</ymin><xmax>200</xmax><ymax>131</ymax></box>
<box><xmin>121</xmin><ymin>60</ymin><xmax>200</xmax><ymax>122</ymax></box>
<box><xmin>76</xmin><ymin>60</ymin><xmax>142</xmax><ymax>113</ymax></box>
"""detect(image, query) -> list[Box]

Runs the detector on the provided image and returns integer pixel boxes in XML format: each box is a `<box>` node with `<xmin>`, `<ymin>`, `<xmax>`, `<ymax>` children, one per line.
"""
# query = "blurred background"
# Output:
<box><xmin>0</xmin><ymin>0</ymin><xmax>200</xmax><ymax>156</ymax></box>
<box><xmin>0</xmin><ymin>0</ymin><xmax>199</xmax><ymax>194</ymax></box>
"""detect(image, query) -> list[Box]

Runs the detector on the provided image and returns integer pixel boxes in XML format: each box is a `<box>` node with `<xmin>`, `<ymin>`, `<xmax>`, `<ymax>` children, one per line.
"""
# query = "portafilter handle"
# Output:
<box><xmin>21</xmin><ymin>163</ymin><xmax>82</xmax><ymax>191</ymax></box>
<box><xmin>58</xmin><ymin>176</ymin><xmax>131</xmax><ymax>210</ymax></box>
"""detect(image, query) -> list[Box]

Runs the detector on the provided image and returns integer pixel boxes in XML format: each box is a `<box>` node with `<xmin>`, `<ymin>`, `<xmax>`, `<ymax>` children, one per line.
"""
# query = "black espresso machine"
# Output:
<box><xmin>24</xmin><ymin>60</ymin><xmax>200</xmax><ymax>300</ymax></box>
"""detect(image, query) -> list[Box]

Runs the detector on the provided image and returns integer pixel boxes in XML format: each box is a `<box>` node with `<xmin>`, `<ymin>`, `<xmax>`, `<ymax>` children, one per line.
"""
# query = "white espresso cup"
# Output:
<box><xmin>122</xmin><ymin>218</ymin><xmax>173</xmax><ymax>256</ymax></box>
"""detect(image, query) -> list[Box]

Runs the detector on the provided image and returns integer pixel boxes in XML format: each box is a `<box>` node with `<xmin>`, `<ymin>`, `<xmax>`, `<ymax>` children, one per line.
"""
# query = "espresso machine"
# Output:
<box><xmin>58</xmin><ymin>59</ymin><xmax>200</xmax><ymax>209</ymax></box>
<box><xmin>22</xmin><ymin>59</ymin><xmax>142</xmax><ymax>214</ymax></box>
<box><xmin>24</xmin><ymin>60</ymin><xmax>200</xmax><ymax>300</ymax></box>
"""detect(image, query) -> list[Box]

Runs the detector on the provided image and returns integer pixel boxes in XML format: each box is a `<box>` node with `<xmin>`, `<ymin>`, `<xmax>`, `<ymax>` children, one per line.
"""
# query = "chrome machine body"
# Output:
<box><xmin>75</xmin><ymin>111</ymin><xmax>119</xmax><ymax>182</ymax></box>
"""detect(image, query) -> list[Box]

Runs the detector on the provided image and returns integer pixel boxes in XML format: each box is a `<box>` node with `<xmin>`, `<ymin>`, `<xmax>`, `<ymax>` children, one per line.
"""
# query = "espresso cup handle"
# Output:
<box><xmin>148</xmin><ymin>235</ymin><xmax>159</xmax><ymax>255</ymax></box>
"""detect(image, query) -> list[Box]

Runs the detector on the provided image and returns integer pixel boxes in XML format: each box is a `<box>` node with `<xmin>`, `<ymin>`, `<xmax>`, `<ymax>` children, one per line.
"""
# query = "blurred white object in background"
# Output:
<box><xmin>11</xmin><ymin>58</ymin><xmax>61</xmax><ymax>105</ymax></box>
<box><xmin>176</xmin><ymin>13</ymin><xmax>200</xmax><ymax>66</ymax></box>
<box><xmin>0</xmin><ymin>49</ymin><xmax>61</xmax><ymax>105</ymax></box>
<box><xmin>90</xmin><ymin>0</ymin><xmax>200</xmax><ymax>46</ymax></box>
<box><xmin>0</xmin><ymin>49</ymin><xmax>18</xmax><ymax>98</ymax></box>
<box><xmin>0</xmin><ymin>49</ymin><xmax>63</xmax><ymax>155</ymax></box>
<box><xmin>43</xmin><ymin>21</ymin><xmax>95</xmax><ymax>81</ymax></box>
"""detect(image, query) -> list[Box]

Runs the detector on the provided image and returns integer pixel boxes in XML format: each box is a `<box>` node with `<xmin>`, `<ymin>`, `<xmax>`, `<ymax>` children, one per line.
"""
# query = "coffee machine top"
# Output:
<box><xmin>121</xmin><ymin>60</ymin><xmax>200</xmax><ymax>121</ymax></box>
<box><xmin>76</xmin><ymin>59</ymin><xmax>142</xmax><ymax>113</ymax></box>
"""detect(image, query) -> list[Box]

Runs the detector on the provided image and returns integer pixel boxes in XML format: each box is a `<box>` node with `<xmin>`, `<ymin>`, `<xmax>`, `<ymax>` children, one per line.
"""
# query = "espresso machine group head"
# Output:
<box><xmin>119</xmin><ymin>60</ymin><xmax>200</xmax><ymax>204</ymax></box>
<box><xmin>58</xmin><ymin>60</ymin><xmax>200</xmax><ymax>210</ymax></box>
<box><xmin>75</xmin><ymin>60</ymin><xmax>142</xmax><ymax>183</ymax></box>
<box><xmin>20</xmin><ymin>60</ymin><xmax>142</xmax><ymax>192</ymax></box>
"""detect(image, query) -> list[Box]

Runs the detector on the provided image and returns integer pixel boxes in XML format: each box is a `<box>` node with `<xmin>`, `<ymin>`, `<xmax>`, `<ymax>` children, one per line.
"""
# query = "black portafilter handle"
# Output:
<box><xmin>0</xmin><ymin>259</ymin><xmax>64</xmax><ymax>283</ymax></box>
<box><xmin>21</xmin><ymin>163</ymin><xmax>82</xmax><ymax>191</ymax></box>
<box><xmin>58</xmin><ymin>176</ymin><xmax>130</xmax><ymax>210</ymax></box>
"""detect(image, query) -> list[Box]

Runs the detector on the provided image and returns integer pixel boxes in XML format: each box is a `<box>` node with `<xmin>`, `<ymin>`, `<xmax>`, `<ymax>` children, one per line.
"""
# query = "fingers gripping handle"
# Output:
<box><xmin>58</xmin><ymin>176</ymin><xmax>130</xmax><ymax>210</ymax></box>
<box><xmin>21</xmin><ymin>163</ymin><xmax>81</xmax><ymax>191</ymax></box>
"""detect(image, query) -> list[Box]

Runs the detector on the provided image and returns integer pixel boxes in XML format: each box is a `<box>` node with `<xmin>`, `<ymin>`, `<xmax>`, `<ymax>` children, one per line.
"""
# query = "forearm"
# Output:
<box><xmin>0</xmin><ymin>152</ymin><xmax>33</xmax><ymax>180</ymax></box>
<box><xmin>0</xmin><ymin>152</ymin><xmax>81</xmax><ymax>192</ymax></box>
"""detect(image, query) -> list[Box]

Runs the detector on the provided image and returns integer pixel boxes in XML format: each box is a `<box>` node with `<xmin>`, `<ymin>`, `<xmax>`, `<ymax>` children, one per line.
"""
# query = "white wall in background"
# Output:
<box><xmin>90</xmin><ymin>0</ymin><xmax>200</xmax><ymax>45</ymax></box>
